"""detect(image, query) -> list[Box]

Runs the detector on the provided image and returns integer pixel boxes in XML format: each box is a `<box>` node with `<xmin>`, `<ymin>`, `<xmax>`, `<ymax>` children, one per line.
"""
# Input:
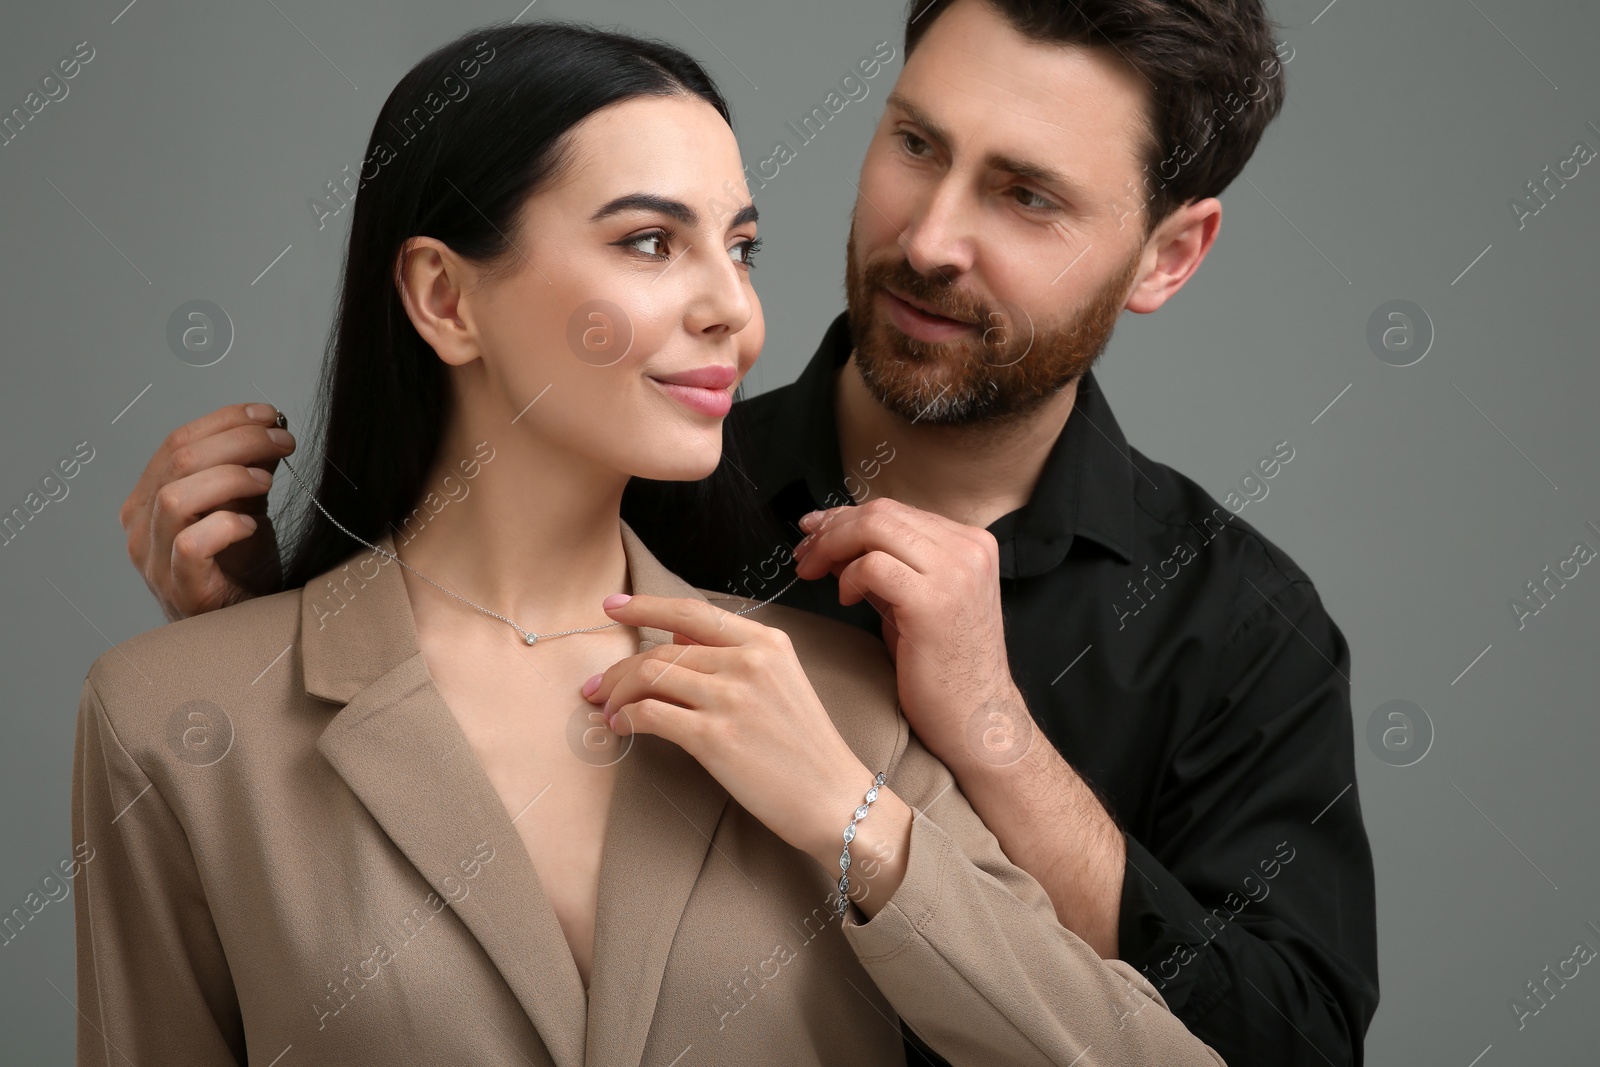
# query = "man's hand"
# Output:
<box><xmin>791</xmin><ymin>497</ymin><xmax>1126</xmax><ymax>956</ymax></box>
<box><xmin>791</xmin><ymin>497</ymin><xmax>1032</xmax><ymax>773</ymax></box>
<box><xmin>119</xmin><ymin>403</ymin><xmax>295</xmax><ymax>622</ymax></box>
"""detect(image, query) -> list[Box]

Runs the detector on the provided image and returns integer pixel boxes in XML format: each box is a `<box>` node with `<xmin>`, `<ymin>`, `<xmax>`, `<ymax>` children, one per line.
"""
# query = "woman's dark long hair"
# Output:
<box><xmin>273</xmin><ymin>19</ymin><xmax>780</xmax><ymax>595</ymax></box>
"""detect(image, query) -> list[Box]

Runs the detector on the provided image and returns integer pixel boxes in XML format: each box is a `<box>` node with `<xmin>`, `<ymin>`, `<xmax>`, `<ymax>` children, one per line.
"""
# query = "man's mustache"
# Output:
<box><xmin>863</xmin><ymin>260</ymin><xmax>992</xmax><ymax>329</ymax></box>
<box><xmin>861</xmin><ymin>259</ymin><xmax>1035</xmax><ymax>362</ymax></box>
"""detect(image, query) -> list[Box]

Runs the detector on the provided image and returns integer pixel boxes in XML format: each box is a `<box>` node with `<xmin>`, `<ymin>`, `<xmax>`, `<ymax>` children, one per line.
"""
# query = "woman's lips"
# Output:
<box><xmin>647</xmin><ymin>363</ymin><xmax>737</xmax><ymax>417</ymax></box>
<box><xmin>880</xmin><ymin>288</ymin><xmax>979</xmax><ymax>344</ymax></box>
<box><xmin>649</xmin><ymin>377</ymin><xmax>734</xmax><ymax>417</ymax></box>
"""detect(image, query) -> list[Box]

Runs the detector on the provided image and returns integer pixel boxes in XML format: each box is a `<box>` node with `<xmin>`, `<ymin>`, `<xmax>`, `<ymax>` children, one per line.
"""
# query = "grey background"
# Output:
<box><xmin>2</xmin><ymin>0</ymin><xmax>1596</xmax><ymax>1063</ymax></box>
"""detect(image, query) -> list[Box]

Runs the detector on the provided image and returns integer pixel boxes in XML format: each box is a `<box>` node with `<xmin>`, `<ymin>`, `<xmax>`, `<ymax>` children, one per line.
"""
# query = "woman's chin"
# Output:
<box><xmin>631</xmin><ymin>454</ymin><xmax>723</xmax><ymax>483</ymax></box>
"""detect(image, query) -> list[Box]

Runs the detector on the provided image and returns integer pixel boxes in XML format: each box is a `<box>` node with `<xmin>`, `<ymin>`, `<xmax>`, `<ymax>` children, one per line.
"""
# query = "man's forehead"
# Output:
<box><xmin>891</xmin><ymin>4</ymin><xmax>1151</xmax><ymax>173</ymax></box>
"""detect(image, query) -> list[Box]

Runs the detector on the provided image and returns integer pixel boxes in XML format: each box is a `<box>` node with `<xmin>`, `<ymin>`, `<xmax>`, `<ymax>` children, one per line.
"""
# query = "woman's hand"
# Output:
<box><xmin>582</xmin><ymin>593</ymin><xmax>913</xmax><ymax>914</ymax></box>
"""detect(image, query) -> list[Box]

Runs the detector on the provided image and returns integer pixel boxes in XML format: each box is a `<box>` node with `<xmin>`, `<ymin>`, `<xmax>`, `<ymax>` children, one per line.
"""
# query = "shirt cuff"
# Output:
<box><xmin>1117</xmin><ymin>831</ymin><xmax>1233</xmax><ymax>1018</ymax></box>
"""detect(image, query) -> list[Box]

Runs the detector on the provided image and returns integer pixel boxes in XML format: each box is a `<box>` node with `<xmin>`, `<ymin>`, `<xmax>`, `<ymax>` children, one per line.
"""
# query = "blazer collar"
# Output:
<box><xmin>300</xmin><ymin>522</ymin><xmax>730</xmax><ymax>1067</ymax></box>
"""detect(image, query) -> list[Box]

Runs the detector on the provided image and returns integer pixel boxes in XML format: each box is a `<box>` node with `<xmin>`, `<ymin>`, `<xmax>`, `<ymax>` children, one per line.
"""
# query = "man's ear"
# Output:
<box><xmin>1125</xmin><ymin>197</ymin><xmax>1222</xmax><ymax>315</ymax></box>
<box><xmin>394</xmin><ymin>236</ymin><xmax>482</xmax><ymax>366</ymax></box>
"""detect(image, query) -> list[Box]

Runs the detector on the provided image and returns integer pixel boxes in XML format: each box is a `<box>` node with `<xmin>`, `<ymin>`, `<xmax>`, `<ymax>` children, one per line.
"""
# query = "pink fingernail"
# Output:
<box><xmin>602</xmin><ymin>593</ymin><xmax>632</xmax><ymax>610</ymax></box>
<box><xmin>581</xmin><ymin>673</ymin><xmax>602</xmax><ymax>697</ymax></box>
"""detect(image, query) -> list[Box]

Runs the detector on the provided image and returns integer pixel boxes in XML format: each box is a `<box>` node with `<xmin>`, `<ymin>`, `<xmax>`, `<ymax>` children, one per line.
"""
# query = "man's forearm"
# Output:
<box><xmin>949</xmin><ymin>697</ymin><xmax>1126</xmax><ymax>958</ymax></box>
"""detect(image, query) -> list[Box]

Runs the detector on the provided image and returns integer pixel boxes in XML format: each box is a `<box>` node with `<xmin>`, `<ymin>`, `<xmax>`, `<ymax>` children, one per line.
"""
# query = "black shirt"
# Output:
<box><xmin>627</xmin><ymin>311</ymin><xmax>1379</xmax><ymax>1067</ymax></box>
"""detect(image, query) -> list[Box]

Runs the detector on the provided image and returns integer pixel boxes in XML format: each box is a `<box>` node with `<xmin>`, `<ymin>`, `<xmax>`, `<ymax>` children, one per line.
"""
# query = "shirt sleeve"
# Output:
<box><xmin>839</xmin><ymin>715</ymin><xmax>1228</xmax><ymax>1067</ymax></box>
<box><xmin>1115</xmin><ymin>579</ymin><xmax>1380</xmax><ymax>1067</ymax></box>
<box><xmin>72</xmin><ymin>675</ymin><xmax>246</xmax><ymax>1066</ymax></box>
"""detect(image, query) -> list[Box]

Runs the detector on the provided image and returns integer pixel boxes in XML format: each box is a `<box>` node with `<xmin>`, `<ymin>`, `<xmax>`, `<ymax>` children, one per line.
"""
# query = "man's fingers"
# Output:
<box><xmin>834</xmin><ymin>550</ymin><xmax>921</xmax><ymax>612</ymax></box>
<box><xmin>792</xmin><ymin>503</ymin><xmax>941</xmax><ymax>580</ymax></box>
<box><xmin>165</xmin><ymin>419</ymin><xmax>295</xmax><ymax>484</ymax></box>
<box><xmin>163</xmin><ymin>402</ymin><xmax>284</xmax><ymax>458</ymax></box>
<box><xmin>122</xmin><ymin>404</ymin><xmax>284</xmax><ymax>522</ymax></box>
<box><xmin>166</xmin><ymin>510</ymin><xmax>260</xmax><ymax>615</ymax></box>
<box><xmin>148</xmin><ymin>463</ymin><xmax>275</xmax><ymax>567</ymax></box>
<box><xmin>800</xmin><ymin>497</ymin><xmax>985</xmax><ymax>541</ymax></box>
<box><xmin>120</xmin><ymin>406</ymin><xmax>293</xmax><ymax>578</ymax></box>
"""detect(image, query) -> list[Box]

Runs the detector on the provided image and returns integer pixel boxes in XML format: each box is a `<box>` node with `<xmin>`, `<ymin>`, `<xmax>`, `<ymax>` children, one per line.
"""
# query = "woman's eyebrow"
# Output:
<box><xmin>590</xmin><ymin>193</ymin><xmax>697</xmax><ymax>225</ymax></box>
<box><xmin>590</xmin><ymin>194</ymin><xmax>759</xmax><ymax>230</ymax></box>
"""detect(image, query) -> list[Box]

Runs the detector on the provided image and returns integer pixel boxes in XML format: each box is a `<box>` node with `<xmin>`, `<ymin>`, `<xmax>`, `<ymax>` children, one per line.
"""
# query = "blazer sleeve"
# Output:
<box><xmin>839</xmin><ymin>717</ymin><xmax>1226</xmax><ymax>1067</ymax></box>
<box><xmin>72</xmin><ymin>675</ymin><xmax>246</xmax><ymax>1066</ymax></box>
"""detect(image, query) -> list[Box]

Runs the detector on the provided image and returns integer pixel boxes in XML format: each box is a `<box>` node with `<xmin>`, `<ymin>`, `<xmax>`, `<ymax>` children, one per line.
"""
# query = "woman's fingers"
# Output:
<box><xmin>586</xmin><ymin>643</ymin><xmax>722</xmax><ymax>729</ymax></box>
<box><xmin>599</xmin><ymin>593</ymin><xmax>763</xmax><ymax>648</ymax></box>
<box><xmin>606</xmin><ymin>698</ymin><xmax>695</xmax><ymax>739</ymax></box>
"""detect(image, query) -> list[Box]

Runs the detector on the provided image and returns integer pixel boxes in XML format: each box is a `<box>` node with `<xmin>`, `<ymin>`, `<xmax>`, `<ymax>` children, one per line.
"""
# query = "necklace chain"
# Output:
<box><xmin>271</xmin><ymin>414</ymin><xmax>799</xmax><ymax>646</ymax></box>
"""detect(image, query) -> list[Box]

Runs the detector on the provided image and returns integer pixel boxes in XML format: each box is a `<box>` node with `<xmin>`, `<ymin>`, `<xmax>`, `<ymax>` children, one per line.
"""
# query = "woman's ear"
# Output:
<box><xmin>394</xmin><ymin>236</ymin><xmax>482</xmax><ymax>367</ymax></box>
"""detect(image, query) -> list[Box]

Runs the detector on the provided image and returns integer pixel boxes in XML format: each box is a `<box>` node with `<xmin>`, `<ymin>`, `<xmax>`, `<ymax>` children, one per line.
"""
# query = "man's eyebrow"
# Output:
<box><xmin>984</xmin><ymin>152</ymin><xmax>1093</xmax><ymax>206</ymax></box>
<box><xmin>590</xmin><ymin>194</ymin><xmax>760</xmax><ymax>230</ymax></box>
<box><xmin>885</xmin><ymin>91</ymin><xmax>1093</xmax><ymax>207</ymax></box>
<box><xmin>886</xmin><ymin>92</ymin><xmax>951</xmax><ymax>150</ymax></box>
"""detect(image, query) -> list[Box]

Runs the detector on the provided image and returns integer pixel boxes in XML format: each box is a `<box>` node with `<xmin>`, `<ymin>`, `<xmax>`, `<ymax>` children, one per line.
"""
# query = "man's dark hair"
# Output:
<box><xmin>905</xmin><ymin>0</ymin><xmax>1289</xmax><ymax>237</ymax></box>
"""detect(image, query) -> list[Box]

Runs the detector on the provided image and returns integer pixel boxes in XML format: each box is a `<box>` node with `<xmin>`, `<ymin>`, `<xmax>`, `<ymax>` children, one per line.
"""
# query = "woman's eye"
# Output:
<box><xmin>625</xmin><ymin>231</ymin><xmax>669</xmax><ymax>258</ymax></box>
<box><xmin>631</xmin><ymin>233</ymin><xmax>667</xmax><ymax>256</ymax></box>
<box><xmin>730</xmin><ymin>236</ymin><xmax>763</xmax><ymax>269</ymax></box>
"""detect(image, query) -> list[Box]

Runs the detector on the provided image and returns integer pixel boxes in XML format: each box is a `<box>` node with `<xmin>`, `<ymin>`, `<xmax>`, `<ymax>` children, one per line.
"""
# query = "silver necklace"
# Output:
<box><xmin>271</xmin><ymin>412</ymin><xmax>799</xmax><ymax>646</ymax></box>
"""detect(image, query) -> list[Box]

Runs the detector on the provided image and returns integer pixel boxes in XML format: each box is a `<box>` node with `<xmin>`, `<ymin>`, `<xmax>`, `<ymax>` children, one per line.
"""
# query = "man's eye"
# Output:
<box><xmin>898</xmin><ymin>130</ymin><xmax>931</xmax><ymax>157</ymax></box>
<box><xmin>1012</xmin><ymin>187</ymin><xmax>1055</xmax><ymax>211</ymax></box>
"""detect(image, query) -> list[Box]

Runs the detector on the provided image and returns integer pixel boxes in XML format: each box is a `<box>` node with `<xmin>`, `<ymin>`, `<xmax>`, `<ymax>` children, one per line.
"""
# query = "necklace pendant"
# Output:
<box><xmin>523</xmin><ymin>633</ymin><xmax>539</xmax><ymax>646</ymax></box>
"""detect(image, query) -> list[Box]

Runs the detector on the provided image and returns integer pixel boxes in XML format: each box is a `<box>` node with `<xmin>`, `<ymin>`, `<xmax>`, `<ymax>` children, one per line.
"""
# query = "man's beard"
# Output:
<box><xmin>844</xmin><ymin>226</ymin><xmax>1142</xmax><ymax>426</ymax></box>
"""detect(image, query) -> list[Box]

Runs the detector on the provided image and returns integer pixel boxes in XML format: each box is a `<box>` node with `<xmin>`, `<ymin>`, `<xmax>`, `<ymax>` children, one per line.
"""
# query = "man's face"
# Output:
<box><xmin>846</xmin><ymin>0</ymin><xmax>1154</xmax><ymax>426</ymax></box>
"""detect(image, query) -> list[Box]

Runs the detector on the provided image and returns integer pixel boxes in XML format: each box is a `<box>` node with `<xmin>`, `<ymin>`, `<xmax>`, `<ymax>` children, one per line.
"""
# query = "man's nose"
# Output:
<box><xmin>899</xmin><ymin>178</ymin><xmax>977</xmax><ymax>279</ymax></box>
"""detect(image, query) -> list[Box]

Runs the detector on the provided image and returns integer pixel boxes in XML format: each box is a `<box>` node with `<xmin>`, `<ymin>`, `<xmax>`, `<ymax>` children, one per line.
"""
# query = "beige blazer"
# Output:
<box><xmin>72</xmin><ymin>522</ymin><xmax>1225</xmax><ymax>1067</ymax></box>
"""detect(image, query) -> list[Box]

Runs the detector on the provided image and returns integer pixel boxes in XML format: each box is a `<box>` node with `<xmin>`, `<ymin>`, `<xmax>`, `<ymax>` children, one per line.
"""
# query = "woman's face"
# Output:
<box><xmin>408</xmin><ymin>93</ymin><xmax>764</xmax><ymax>483</ymax></box>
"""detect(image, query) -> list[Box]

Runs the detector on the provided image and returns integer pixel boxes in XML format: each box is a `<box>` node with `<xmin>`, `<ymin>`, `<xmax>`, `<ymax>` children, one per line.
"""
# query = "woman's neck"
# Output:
<box><xmin>392</xmin><ymin>426</ymin><xmax>632</xmax><ymax>638</ymax></box>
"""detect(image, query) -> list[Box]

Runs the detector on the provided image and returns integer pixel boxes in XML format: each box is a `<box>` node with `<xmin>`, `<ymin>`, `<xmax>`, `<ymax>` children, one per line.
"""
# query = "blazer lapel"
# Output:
<box><xmin>299</xmin><ymin>523</ymin><xmax>730</xmax><ymax>1067</ymax></box>
<box><xmin>302</xmin><ymin>533</ymin><xmax>588</xmax><ymax>1067</ymax></box>
<box><xmin>583</xmin><ymin>523</ymin><xmax>730</xmax><ymax>1067</ymax></box>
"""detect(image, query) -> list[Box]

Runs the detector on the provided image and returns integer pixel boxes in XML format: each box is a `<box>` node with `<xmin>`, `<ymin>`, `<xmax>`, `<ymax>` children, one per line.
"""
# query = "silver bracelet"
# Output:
<box><xmin>835</xmin><ymin>770</ymin><xmax>888</xmax><ymax>918</ymax></box>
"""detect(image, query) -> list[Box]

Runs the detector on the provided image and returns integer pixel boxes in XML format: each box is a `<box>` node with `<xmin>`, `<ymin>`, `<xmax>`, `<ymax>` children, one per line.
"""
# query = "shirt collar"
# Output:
<box><xmin>753</xmin><ymin>310</ymin><xmax>1139</xmax><ymax>577</ymax></box>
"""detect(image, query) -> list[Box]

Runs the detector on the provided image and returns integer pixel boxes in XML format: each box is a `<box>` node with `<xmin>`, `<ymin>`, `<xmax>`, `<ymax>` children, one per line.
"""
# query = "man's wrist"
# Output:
<box><xmin>941</xmin><ymin>683</ymin><xmax>1040</xmax><ymax>790</ymax></box>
